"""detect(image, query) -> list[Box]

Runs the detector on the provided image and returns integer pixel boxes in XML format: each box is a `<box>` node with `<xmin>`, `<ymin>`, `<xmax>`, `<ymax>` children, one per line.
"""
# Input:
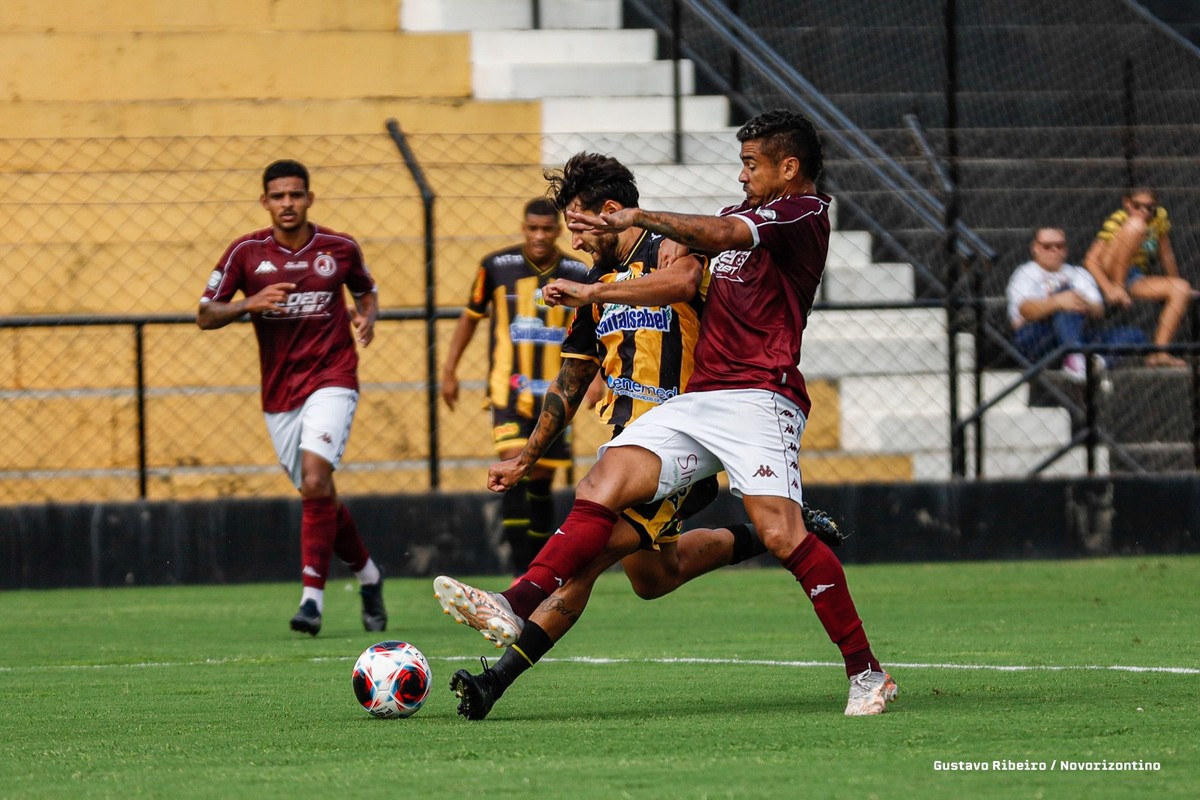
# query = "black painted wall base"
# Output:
<box><xmin>1</xmin><ymin>476</ymin><xmax>1196</xmax><ymax>590</ymax></box>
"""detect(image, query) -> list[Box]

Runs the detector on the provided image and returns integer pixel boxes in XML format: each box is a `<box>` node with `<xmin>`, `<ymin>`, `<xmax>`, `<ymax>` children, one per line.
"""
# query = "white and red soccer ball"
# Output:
<box><xmin>352</xmin><ymin>640</ymin><xmax>431</xmax><ymax>719</ymax></box>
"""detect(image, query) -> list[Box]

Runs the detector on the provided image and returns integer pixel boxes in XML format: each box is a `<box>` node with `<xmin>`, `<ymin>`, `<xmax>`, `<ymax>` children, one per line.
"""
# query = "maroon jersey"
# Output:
<box><xmin>201</xmin><ymin>224</ymin><xmax>376</xmax><ymax>413</ymax></box>
<box><xmin>687</xmin><ymin>192</ymin><xmax>831</xmax><ymax>416</ymax></box>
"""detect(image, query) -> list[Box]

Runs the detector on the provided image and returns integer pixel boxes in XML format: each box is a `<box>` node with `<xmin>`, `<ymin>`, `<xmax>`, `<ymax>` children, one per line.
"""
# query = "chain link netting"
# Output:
<box><xmin>5</xmin><ymin>0</ymin><xmax>1200</xmax><ymax>505</ymax></box>
<box><xmin>629</xmin><ymin>0</ymin><xmax>1199</xmax><ymax>476</ymax></box>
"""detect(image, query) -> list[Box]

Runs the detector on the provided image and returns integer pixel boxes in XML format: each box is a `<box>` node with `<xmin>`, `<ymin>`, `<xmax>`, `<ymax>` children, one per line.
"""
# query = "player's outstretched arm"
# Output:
<box><xmin>487</xmin><ymin>357</ymin><xmax>600</xmax><ymax>492</ymax></box>
<box><xmin>567</xmin><ymin>208</ymin><xmax>754</xmax><ymax>254</ymax></box>
<box><xmin>543</xmin><ymin>254</ymin><xmax>704</xmax><ymax>309</ymax></box>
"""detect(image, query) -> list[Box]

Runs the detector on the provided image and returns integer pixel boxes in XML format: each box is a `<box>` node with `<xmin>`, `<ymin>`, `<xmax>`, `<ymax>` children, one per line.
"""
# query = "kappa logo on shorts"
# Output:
<box><xmin>317</xmin><ymin>433</ymin><xmax>333</xmax><ymax>445</ymax></box>
<box><xmin>753</xmin><ymin>465</ymin><xmax>777</xmax><ymax>478</ymax></box>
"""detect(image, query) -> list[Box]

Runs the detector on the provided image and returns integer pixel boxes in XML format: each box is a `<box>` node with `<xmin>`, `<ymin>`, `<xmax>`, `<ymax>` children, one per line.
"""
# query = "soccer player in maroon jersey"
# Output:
<box><xmin>441</xmin><ymin>110</ymin><xmax>896</xmax><ymax>717</ymax></box>
<box><xmin>197</xmin><ymin>159</ymin><xmax>386</xmax><ymax>637</ymax></box>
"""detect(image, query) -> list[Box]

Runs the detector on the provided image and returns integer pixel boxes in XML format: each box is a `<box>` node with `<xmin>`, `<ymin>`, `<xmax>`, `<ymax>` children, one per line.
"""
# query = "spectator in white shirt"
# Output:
<box><xmin>1006</xmin><ymin>227</ymin><xmax>1144</xmax><ymax>379</ymax></box>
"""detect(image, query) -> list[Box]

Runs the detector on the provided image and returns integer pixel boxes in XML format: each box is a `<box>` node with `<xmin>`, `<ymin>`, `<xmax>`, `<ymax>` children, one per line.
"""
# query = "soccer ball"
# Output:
<box><xmin>351</xmin><ymin>640</ymin><xmax>432</xmax><ymax>719</ymax></box>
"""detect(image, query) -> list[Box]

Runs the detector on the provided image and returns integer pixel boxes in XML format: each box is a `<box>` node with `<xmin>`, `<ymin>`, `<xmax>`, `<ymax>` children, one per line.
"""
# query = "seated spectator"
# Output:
<box><xmin>1083</xmin><ymin>188</ymin><xmax>1193</xmax><ymax>368</ymax></box>
<box><xmin>1007</xmin><ymin>227</ymin><xmax>1145</xmax><ymax>380</ymax></box>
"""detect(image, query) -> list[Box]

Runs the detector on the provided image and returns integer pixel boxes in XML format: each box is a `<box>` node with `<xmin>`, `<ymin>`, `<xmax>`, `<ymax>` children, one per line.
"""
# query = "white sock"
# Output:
<box><xmin>301</xmin><ymin>587</ymin><xmax>324</xmax><ymax>612</ymax></box>
<box><xmin>355</xmin><ymin>559</ymin><xmax>381</xmax><ymax>586</ymax></box>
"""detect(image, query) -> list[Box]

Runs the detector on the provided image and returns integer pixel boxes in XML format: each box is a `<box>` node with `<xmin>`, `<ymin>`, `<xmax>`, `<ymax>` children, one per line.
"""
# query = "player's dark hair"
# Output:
<box><xmin>545</xmin><ymin>152</ymin><xmax>639</xmax><ymax>212</ymax></box>
<box><xmin>524</xmin><ymin>197</ymin><xmax>559</xmax><ymax>219</ymax></box>
<box><xmin>262</xmin><ymin>159</ymin><xmax>310</xmax><ymax>192</ymax></box>
<box><xmin>737</xmin><ymin>109</ymin><xmax>823</xmax><ymax>182</ymax></box>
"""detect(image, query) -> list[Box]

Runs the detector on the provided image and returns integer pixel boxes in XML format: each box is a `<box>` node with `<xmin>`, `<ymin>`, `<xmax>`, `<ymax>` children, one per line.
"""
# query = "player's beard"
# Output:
<box><xmin>590</xmin><ymin>233</ymin><xmax>622</xmax><ymax>272</ymax></box>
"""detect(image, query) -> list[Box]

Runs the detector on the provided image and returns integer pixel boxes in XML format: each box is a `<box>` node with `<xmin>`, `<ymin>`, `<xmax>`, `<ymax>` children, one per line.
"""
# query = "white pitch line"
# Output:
<box><xmin>444</xmin><ymin>655</ymin><xmax>1200</xmax><ymax>675</ymax></box>
<box><xmin>4</xmin><ymin>654</ymin><xmax>1194</xmax><ymax>675</ymax></box>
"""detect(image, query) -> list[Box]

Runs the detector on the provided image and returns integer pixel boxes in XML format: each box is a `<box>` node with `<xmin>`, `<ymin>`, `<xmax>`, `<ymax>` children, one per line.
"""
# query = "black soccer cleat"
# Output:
<box><xmin>360</xmin><ymin>575</ymin><xmax>388</xmax><ymax>632</ymax></box>
<box><xmin>803</xmin><ymin>504</ymin><xmax>849</xmax><ymax>548</ymax></box>
<box><xmin>450</xmin><ymin>661</ymin><xmax>503</xmax><ymax>721</ymax></box>
<box><xmin>289</xmin><ymin>599</ymin><xmax>322</xmax><ymax>636</ymax></box>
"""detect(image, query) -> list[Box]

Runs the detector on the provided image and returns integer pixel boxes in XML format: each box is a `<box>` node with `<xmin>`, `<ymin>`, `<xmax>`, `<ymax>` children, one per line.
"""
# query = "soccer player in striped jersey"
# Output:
<box><xmin>198</xmin><ymin>159</ymin><xmax>386</xmax><ymax>637</ymax></box>
<box><xmin>440</xmin><ymin>200</ymin><xmax>590</xmax><ymax>572</ymax></box>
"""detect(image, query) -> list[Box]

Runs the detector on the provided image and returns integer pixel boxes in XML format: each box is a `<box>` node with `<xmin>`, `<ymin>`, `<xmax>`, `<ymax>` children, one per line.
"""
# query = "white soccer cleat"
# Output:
<box><xmin>844</xmin><ymin>669</ymin><xmax>898</xmax><ymax>716</ymax></box>
<box><xmin>433</xmin><ymin>575</ymin><xmax>524</xmax><ymax>648</ymax></box>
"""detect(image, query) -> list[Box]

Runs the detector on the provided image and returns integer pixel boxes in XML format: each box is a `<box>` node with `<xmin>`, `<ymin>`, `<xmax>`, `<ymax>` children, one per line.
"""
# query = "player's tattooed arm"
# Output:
<box><xmin>519</xmin><ymin>358</ymin><xmax>598</xmax><ymax>466</ymax></box>
<box><xmin>566</xmin><ymin>207</ymin><xmax>753</xmax><ymax>254</ymax></box>
<box><xmin>487</xmin><ymin>356</ymin><xmax>600</xmax><ymax>493</ymax></box>
<box><xmin>635</xmin><ymin>210</ymin><xmax>754</xmax><ymax>253</ymax></box>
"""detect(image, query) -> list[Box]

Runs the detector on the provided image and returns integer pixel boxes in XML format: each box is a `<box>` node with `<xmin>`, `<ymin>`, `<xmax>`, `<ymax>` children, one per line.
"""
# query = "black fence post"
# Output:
<box><xmin>386</xmin><ymin>119</ymin><xmax>440</xmax><ymax>489</ymax></box>
<box><xmin>671</xmin><ymin>0</ymin><xmax>684</xmax><ymax>165</ymax></box>
<box><xmin>945</xmin><ymin>0</ymin><xmax>966</xmax><ymax>478</ymax></box>
<box><xmin>135</xmin><ymin>322</ymin><xmax>148</xmax><ymax>499</ymax></box>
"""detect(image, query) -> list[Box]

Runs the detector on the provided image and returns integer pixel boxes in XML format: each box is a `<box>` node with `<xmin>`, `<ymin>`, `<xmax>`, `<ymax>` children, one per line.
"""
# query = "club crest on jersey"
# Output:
<box><xmin>314</xmin><ymin>253</ymin><xmax>337</xmax><ymax>277</ymax></box>
<box><xmin>255</xmin><ymin>260</ymin><xmax>277</xmax><ymax>274</ymax></box>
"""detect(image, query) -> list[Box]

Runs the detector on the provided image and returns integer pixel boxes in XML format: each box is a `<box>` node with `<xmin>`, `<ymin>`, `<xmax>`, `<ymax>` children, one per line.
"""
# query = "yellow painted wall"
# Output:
<box><xmin>1</xmin><ymin>32</ymin><xmax>469</xmax><ymax>103</ymax></box>
<box><xmin>1</xmin><ymin>0</ymin><xmax>401</xmax><ymax>33</ymax></box>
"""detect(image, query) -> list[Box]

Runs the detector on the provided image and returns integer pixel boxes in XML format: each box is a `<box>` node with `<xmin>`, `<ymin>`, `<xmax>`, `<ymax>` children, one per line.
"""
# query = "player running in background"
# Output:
<box><xmin>198</xmin><ymin>159</ymin><xmax>386</xmax><ymax>637</ymax></box>
<box><xmin>435</xmin><ymin>150</ymin><xmax>850</xmax><ymax>720</ymax></box>
<box><xmin>440</xmin><ymin>199</ymin><xmax>591</xmax><ymax>573</ymax></box>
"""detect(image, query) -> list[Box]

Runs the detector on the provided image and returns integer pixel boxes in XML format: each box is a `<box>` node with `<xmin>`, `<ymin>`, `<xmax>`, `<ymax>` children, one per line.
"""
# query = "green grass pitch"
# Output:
<box><xmin>1</xmin><ymin>556</ymin><xmax>1197</xmax><ymax>799</ymax></box>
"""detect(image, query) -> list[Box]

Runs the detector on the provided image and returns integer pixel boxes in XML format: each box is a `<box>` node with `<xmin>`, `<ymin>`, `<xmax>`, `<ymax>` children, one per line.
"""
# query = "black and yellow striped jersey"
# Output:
<box><xmin>466</xmin><ymin>244</ymin><xmax>590</xmax><ymax>418</ymax></box>
<box><xmin>562</xmin><ymin>231</ymin><xmax>709</xmax><ymax>429</ymax></box>
<box><xmin>1094</xmin><ymin>205</ymin><xmax>1172</xmax><ymax>271</ymax></box>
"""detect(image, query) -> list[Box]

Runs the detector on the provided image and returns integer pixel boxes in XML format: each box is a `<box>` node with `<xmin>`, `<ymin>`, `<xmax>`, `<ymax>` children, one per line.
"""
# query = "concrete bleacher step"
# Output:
<box><xmin>472</xmin><ymin>29</ymin><xmax>655</xmax><ymax>63</ymax></box>
<box><xmin>0</xmin><ymin>98</ymin><xmax>543</xmax><ymax>138</ymax></box>
<box><xmin>541</xmin><ymin>96</ymin><xmax>731</xmax><ymax>134</ymax></box>
<box><xmin>477</xmin><ymin>59</ymin><xmax>695</xmax><ymax>100</ymax></box>
<box><xmin>1</xmin><ymin>0</ymin><xmax>401</xmax><ymax>32</ymax></box>
<box><xmin>471</xmin><ymin>29</ymin><xmax>694</xmax><ymax>99</ymax></box>
<box><xmin>633</xmin><ymin>163</ymin><xmax>741</xmax><ymax>215</ymax></box>
<box><xmin>912</xmin><ymin>445</ymin><xmax>1110</xmax><ymax>480</ymax></box>
<box><xmin>1100</xmin><ymin>368</ymin><xmax>1194</xmax><ymax>444</ymax></box>
<box><xmin>841</xmin><ymin>401</ymin><xmax>1070</xmax><ymax>454</ymax></box>
<box><xmin>543</xmin><ymin>129</ymin><xmax>741</xmax><ymax>167</ymax></box>
<box><xmin>801</xmin><ymin>308</ymin><xmax>971</xmax><ymax>378</ymax></box>
<box><xmin>1112</xmin><ymin>443</ymin><xmax>1196</xmax><ymax>474</ymax></box>
<box><xmin>402</xmin><ymin>0</ymin><xmax>621</xmax><ymax>31</ymax></box>
<box><xmin>840</xmin><ymin>372</ymin><xmax>1038</xmax><ymax>417</ymax></box>
<box><xmin>2</xmin><ymin>32</ymin><xmax>471</xmax><ymax>103</ymax></box>
<box><xmin>821</xmin><ymin>262</ymin><xmax>913</xmax><ymax>303</ymax></box>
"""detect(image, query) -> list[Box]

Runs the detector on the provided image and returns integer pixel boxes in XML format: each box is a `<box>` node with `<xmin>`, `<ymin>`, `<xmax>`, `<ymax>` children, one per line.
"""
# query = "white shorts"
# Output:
<box><xmin>264</xmin><ymin>387</ymin><xmax>358</xmax><ymax>489</ymax></box>
<box><xmin>598</xmin><ymin>389</ymin><xmax>806</xmax><ymax>503</ymax></box>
